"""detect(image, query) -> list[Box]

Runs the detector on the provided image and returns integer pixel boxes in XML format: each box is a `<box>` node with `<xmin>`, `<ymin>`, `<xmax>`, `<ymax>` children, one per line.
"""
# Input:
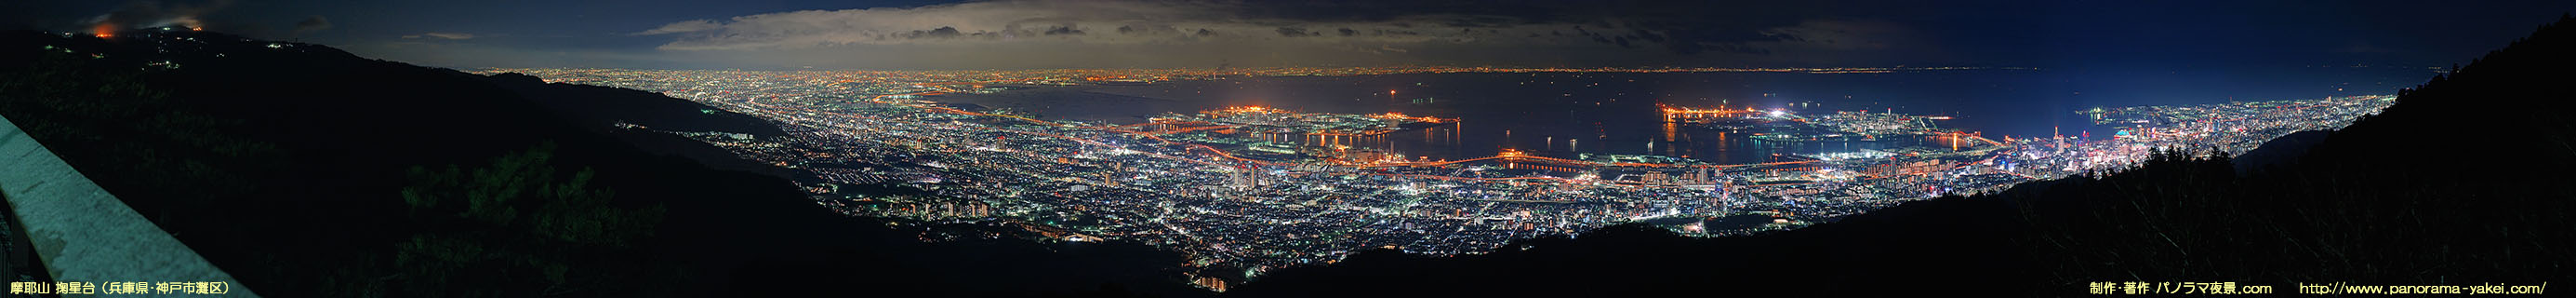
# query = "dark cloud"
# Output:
<box><xmin>0</xmin><ymin>0</ymin><xmax>313</xmax><ymax>39</ymax></box>
<box><xmin>1112</xmin><ymin>24</ymin><xmax>1208</xmax><ymax>39</ymax></box>
<box><xmin>292</xmin><ymin>15</ymin><xmax>331</xmax><ymax>35</ymax></box>
<box><xmin>402</xmin><ymin>32</ymin><xmax>472</xmax><ymax>39</ymax></box>
<box><xmin>1202</xmin><ymin>0</ymin><xmax>1836</xmax><ymax>54</ymax></box>
<box><xmin>631</xmin><ymin>0</ymin><xmax>1860</xmax><ymax>56</ymax></box>
<box><xmin>1274</xmin><ymin>27</ymin><xmax>1314</xmax><ymax>37</ymax></box>
<box><xmin>1042</xmin><ymin>26</ymin><xmax>1082</xmax><ymax>35</ymax></box>
<box><xmin>907</xmin><ymin>26</ymin><xmax>963</xmax><ymax>39</ymax></box>
<box><xmin>506</xmin><ymin>0</ymin><xmax>2576</xmax><ymax>70</ymax></box>
<box><xmin>86</xmin><ymin>0</ymin><xmax>232</xmax><ymax>29</ymax></box>
<box><xmin>1219</xmin><ymin>0</ymin><xmax>1562</xmax><ymax>25</ymax></box>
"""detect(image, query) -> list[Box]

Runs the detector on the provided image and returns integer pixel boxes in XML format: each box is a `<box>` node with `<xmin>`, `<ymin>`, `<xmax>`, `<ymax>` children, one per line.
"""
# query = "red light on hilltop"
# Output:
<box><xmin>92</xmin><ymin>23</ymin><xmax>117</xmax><ymax>38</ymax></box>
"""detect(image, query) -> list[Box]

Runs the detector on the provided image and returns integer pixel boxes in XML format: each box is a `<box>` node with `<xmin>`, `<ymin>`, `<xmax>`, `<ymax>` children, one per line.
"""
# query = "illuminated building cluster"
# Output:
<box><xmin>486</xmin><ymin>67</ymin><xmax>2389</xmax><ymax>278</ymax></box>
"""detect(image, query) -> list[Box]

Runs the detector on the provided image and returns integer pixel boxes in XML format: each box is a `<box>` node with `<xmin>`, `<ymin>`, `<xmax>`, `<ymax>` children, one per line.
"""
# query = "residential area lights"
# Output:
<box><xmin>485</xmin><ymin>67</ymin><xmax>2393</xmax><ymax>273</ymax></box>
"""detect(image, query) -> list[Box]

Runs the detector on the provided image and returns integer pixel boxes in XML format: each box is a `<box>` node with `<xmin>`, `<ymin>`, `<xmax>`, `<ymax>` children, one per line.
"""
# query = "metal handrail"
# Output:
<box><xmin>0</xmin><ymin>115</ymin><xmax>258</xmax><ymax>297</ymax></box>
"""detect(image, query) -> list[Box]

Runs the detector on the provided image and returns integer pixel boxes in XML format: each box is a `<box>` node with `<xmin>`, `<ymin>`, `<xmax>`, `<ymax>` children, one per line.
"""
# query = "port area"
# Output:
<box><xmin>1105</xmin><ymin>104</ymin><xmax>2007</xmax><ymax>189</ymax></box>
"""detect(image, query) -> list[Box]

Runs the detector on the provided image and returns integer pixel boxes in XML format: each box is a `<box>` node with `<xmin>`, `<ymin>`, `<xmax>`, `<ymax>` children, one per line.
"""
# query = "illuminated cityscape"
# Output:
<box><xmin>486</xmin><ymin>68</ymin><xmax>2396</xmax><ymax>278</ymax></box>
<box><xmin>2</xmin><ymin>0</ymin><xmax>2567</xmax><ymax>296</ymax></box>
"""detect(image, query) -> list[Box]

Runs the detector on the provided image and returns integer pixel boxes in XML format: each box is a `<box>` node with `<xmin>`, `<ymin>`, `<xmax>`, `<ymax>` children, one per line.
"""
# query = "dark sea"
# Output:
<box><xmin>936</xmin><ymin>67</ymin><xmax>2426</xmax><ymax>164</ymax></box>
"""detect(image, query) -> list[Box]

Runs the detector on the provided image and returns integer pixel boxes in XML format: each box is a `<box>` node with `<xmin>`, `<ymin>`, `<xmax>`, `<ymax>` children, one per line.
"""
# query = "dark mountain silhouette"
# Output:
<box><xmin>2228</xmin><ymin>129</ymin><xmax>2329</xmax><ymax>173</ymax></box>
<box><xmin>1226</xmin><ymin>15</ymin><xmax>2576</xmax><ymax>297</ymax></box>
<box><xmin>474</xmin><ymin>73</ymin><xmax>805</xmax><ymax>177</ymax></box>
<box><xmin>0</xmin><ymin>29</ymin><xmax>1206</xmax><ymax>298</ymax></box>
<box><xmin>478</xmin><ymin>72</ymin><xmax>784</xmax><ymax>137</ymax></box>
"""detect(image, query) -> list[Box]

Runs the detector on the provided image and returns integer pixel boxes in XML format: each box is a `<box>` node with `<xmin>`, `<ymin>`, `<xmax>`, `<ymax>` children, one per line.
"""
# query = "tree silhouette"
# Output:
<box><xmin>393</xmin><ymin>142</ymin><xmax>669</xmax><ymax>297</ymax></box>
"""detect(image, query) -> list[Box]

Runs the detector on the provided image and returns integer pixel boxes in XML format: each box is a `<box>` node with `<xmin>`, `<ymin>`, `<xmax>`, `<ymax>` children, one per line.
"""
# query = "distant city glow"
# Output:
<box><xmin>487</xmin><ymin>66</ymin><xmax>2397</xmax><ymax>271</ymax></box>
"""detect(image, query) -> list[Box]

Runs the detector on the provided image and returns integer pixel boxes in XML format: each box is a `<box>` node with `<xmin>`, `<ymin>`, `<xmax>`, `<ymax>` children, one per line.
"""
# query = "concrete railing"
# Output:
<box><xmin>0</xmin><ymin>115</ymin><xmax>258</xmax><ymax>297</ymax></box>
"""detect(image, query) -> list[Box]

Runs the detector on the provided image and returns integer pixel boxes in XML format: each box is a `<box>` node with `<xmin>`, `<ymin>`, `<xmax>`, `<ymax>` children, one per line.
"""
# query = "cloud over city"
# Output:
<box><xmin>403</xmin><ymin>32</ymin><xmax>474</xmax><ymax>39</ymax></box>
<box><xmin>623</xmin><ymin>0</ymin><xmax>1910</xmax><ymax>67</ymax></box>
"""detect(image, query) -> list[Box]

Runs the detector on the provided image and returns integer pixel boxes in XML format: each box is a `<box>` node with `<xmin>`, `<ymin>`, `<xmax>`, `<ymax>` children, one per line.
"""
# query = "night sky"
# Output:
<box><xmin>7</xmin><ymin>0</ymin><xmax>2571</xmax><ymax>70</ymax></box>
